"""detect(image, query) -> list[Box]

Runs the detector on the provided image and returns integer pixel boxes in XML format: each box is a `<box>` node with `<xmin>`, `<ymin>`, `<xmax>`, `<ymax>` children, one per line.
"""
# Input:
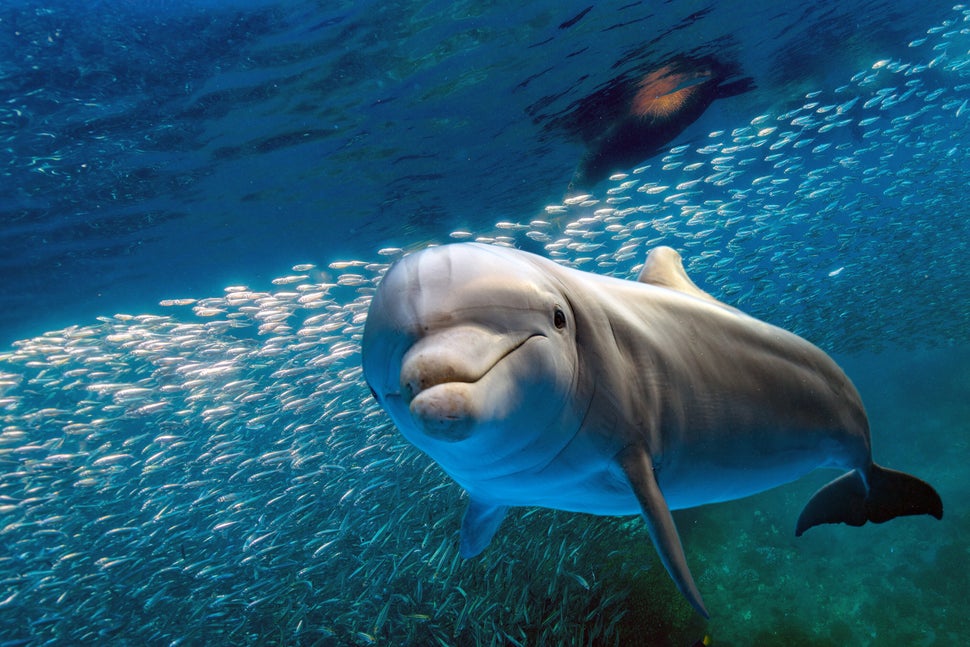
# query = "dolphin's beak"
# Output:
<box><xmin>399</xmin><ymin>326</ymin><xmax>534</xmax><ymax>403</ymax></box>
<box><xmin>397</xmin><ymin>326</ymin><xmax>537</xmax><ymax>441</ymax></box>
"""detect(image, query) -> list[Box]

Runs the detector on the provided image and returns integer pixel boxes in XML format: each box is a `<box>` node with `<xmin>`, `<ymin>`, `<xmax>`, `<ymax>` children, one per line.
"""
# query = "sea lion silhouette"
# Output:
<box><xmin>570</xmin><ymin>57</ymin><xmax>754</xmax><ymax>190</ymax></box>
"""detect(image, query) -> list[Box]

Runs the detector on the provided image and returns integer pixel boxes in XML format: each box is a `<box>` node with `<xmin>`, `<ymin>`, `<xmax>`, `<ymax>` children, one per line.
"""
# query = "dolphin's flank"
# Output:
<box><xmin>361</xmin><ymin>242</ymin><xmax>943</xmax><ymax>618</ymax></box>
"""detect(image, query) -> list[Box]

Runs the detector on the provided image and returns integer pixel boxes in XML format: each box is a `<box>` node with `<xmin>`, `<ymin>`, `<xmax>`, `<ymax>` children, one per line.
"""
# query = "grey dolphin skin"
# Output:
<box><xmin>361</xmin><ymin>243</ymin><xmax>943</xmax><ymax>618</ymax></box>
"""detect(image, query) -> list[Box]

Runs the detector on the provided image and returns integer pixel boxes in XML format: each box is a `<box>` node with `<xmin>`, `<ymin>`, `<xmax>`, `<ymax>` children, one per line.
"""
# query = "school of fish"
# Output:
<box><xmin>1</xmin><ymin>5</ymin><xmax>969</xmax><ymax>645</ymax></box>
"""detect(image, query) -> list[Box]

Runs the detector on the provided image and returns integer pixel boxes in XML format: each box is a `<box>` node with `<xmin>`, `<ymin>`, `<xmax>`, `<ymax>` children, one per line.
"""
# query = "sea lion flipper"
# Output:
<box><xmin>459</xmin><ymin>499</ymin><xmax>509</xmax><ymax>558</ymax></box>
<box><xmin>619</xmin><ymin>445</ymin><xmax>709</xmax><ymax>619</ymax></box>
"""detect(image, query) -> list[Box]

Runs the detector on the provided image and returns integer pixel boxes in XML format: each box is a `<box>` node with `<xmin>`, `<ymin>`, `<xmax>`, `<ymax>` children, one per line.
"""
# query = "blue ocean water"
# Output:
<box><xmin>0</xmin><ymin>0</ymin><xmax>968</xmax><ymax>645</ymax></box>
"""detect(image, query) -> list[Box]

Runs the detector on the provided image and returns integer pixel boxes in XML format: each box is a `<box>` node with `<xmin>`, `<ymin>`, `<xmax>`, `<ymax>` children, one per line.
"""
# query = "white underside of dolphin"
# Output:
<box><xmin>361</xmin><ymin>242</ymin><xmax>943</xmax><ymax>618</ymax></box>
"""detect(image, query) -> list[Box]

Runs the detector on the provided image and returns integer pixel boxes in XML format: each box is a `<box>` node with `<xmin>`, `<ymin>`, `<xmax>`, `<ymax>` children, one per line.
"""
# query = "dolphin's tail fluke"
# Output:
<box><xmin>795</xmin><ymin>464</ymin><xmax>943</xmax><ymax>536</ymax></box>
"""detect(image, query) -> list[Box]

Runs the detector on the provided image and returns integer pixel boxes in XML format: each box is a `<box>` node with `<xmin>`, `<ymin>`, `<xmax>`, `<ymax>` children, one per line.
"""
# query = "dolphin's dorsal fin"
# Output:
<box><xmin>637</xmin><ymin>246</ymin><xmax>732</xmax><ymax>310</ymax></box>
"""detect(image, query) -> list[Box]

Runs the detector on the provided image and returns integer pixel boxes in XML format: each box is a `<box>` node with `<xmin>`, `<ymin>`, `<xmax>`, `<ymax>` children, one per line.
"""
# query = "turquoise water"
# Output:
<box><xmin>1</xmin><ymin>1</ymin><xmax>968</xmax><ymax>645</ymax></box>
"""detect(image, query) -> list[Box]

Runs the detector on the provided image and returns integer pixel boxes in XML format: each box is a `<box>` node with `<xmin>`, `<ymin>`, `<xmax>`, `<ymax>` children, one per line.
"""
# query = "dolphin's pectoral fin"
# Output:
<box><xmin>796</xmin><ymin>465</ymin><xmax>943</xmax><ymax>536</ymax></box>
<box><xmin>619</xmin><ymin>446</ymin><xmax>709</xmax><ymax>619</ymax></box>
<box><xmin>637</xmin><ymin>247</ymin><xmax>737</xmax><ymax>312</ymax></box>
<box><xmin>459</xmin><ymin>500</ymin><xmax>509</xmax><ymax>558</ymax></box>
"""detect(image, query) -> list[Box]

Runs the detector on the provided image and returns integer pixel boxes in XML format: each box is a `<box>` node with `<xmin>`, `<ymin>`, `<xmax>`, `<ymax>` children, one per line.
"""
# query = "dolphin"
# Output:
<box><xmin>361</xmin><ymin>242</ymin><xmax>943</xmax><ymax>617</ymax></box>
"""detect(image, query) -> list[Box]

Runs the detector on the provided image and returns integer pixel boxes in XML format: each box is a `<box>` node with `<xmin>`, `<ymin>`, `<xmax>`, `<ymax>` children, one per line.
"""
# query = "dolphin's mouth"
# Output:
<box><xmin>399</xmin><ymin>332</ymin><xmax>542</xmax><ymax>442</ymax></box>
<box><xmin>401</xmin><ymin>332</ymin><xmax>540</xmax><ymax>403</ymax></box>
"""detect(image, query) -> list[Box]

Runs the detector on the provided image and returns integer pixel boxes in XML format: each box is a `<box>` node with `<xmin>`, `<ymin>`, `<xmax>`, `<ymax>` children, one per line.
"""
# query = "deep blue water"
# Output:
<box><xmin>0</xmin><ymin>0</ymin><xmax>968</xmax><ymax>645</ymax></box>
<box><xmin>2</xmin><ymin>0</ymin><xmax>966</xmax><ymax>345</ymax></box>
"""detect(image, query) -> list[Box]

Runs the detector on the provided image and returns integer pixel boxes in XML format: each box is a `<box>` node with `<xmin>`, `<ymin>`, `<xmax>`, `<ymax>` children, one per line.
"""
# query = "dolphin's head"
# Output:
<box><xmin>362</xmin><ymin>243</ymin><xmax>580</xmax><ymax>481</ymax></box>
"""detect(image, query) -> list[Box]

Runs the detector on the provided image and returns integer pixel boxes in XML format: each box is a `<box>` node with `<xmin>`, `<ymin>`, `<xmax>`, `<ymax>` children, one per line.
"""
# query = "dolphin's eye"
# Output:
<box><xmin>553</xmin><ymin>306</ymin><xmax>566</xmax><ymax>329</ymax></box>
